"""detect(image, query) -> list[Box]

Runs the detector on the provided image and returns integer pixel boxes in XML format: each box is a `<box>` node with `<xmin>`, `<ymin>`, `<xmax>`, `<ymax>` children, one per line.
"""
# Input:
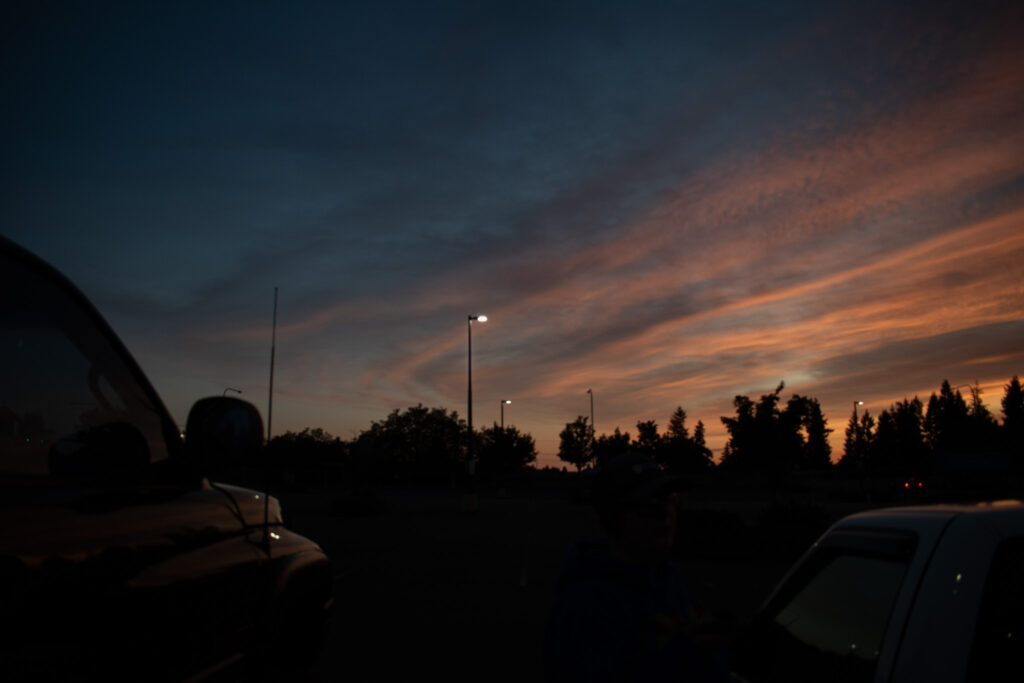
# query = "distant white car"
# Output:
<box><xmin>731</xmin><ymin>501</ymin><xmax>1024</xmax><ymax>683</ymax></box>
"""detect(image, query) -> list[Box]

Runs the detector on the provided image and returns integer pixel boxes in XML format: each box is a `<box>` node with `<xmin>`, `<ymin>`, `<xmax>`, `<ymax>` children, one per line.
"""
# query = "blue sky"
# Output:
<box><xmin>4</xmin><ymin>0</ymin><xmax>1023</xmax><ymax>466</ymax></box>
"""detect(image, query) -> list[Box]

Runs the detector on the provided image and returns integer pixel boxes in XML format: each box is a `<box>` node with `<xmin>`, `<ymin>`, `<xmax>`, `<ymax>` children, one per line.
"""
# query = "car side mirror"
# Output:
<box><xmin>185</xmin><ymin>397</ymin><xmax>264</xmax><ymax>477</ymax></box>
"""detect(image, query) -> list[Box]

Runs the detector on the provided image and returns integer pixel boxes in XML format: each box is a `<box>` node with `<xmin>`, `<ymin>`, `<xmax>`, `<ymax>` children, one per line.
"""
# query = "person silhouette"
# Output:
<box><xmin>543</xmin><ymin>453</ymin><xmax>730</xmax><ymax>682</ymax></box>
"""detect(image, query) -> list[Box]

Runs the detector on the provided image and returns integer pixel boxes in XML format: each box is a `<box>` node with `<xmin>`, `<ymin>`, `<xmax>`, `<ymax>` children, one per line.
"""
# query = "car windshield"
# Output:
<box><xmin>732</xmin><ymin>530</ymin><xmax>916</xmax><ymax>683</ymax></box>
<box><xmin>0</xmin><ymin>252</ymin><xmax>172</xmax><ymax>480</ymax></box>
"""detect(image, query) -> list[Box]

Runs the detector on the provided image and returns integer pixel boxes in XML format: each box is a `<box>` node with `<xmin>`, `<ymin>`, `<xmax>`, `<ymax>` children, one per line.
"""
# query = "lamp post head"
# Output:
<box><xmin>503</xmin><ymin>399</ymin><xmax>511</xmax><ymax>405</ymax></box>
<box><xmin>470</xmin><ymin>314</ymin><xmax>487</xmax><ymax>322</ymax></box>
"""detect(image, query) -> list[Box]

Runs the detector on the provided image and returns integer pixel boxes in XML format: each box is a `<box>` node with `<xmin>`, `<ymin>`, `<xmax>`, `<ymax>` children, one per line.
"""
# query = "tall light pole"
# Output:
<box><xmin>587</xmin><ymin>388</ymin><xmax>595</xmax><ymax>435</ymax></box>
<box><xmin>500</xmin><ymin>399</ymin><xmax>511</xmax><ymax>429</ymax></box>
<box><xmin>587</xmin><ymin>388</ymin><xmax>595</xmax><ymax>461</ymax></box>
<box><xmin>853</xmin><ymin>400</ymin><xmax>864</xmax><ymax>419</ymax></box>
<box><xmin>467</xmin><ymin>315</ymin><xmax>487</xmax><ymax>460</ymax></box>
<box><xmin>465</xmin><ymin>315</ymin><xmax>487</xmax><ymax>514</ymax></box>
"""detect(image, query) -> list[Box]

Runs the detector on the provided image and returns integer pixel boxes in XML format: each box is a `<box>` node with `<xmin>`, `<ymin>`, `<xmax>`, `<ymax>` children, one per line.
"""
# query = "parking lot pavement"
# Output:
<box><xmin>277</xmin><ymin>486</ymin><xmax>794</xmax><ymax>682</ymax></box>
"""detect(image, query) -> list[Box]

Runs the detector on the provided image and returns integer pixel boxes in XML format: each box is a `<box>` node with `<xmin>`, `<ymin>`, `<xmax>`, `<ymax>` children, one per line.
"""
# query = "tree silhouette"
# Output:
<box><xmin>720</xmin><ymin>394</ymin><xmax>757</xmax><ymax>470</ymax></box>
<box><xmin>666</xmin><ymin>407</ymin><xmax>689</xmax><ymax>441</ymax></box>
<box><xmin>479</xmin><ymin>423</ymin><xmax>537</xmax><ymax>477</ymax></box>
<box><xmin>266</xmin><ymin>427</ymin><xmax>346</xmax><ymax>470</ymax></box>
<box><xmin>720</xmin><ymin>382</ymin><xmax>814</xmax><ymax>474</ymax></box>
<box><xmin>870</xmin><ymin>397</ymin><xmax>927</xmax><ymax>476</ymax></box>
<box><xmin>593</xmin><ymin>427</ymin><xmax>631</xmax><ymax>469</ymax></box>
<box><xmin>840</xmin><ymin>409</ymin><xmax>874</xmax><ymax>470</ymax></box>
<box><xmin>633</xmin><ymin>419</ymin><xmax>662</xmax><ymax>460</ymax></box>
<box><xmin>924</xmin><ymin>380</ymin><xmax>970</xmax><ymax>454</ymax></box>
<box><xmin>791</xmin><ymin>396</ymin><xmax>832</xmax><ymax>469</ymax></box>
<box><xmin>692</xmin><ymin>421</ymin><xmax>714</xmax><ymax>467</ymax></box>
<box><xmin>1003</xmin><ymin>376</ymin><xmax>1024</xmax><ymax>469</ymax></box>
<box><xmin>660</xmin><ymin>407</ymin><xmax>714</xmax><ymax>472</ymax></box>
<box><xmin>964</xmin><ymin>383</ymin><xmax>1001</xmax><ymax>452</ymax></box>
<box><xmin>352</xmin><ymin>404</ymin><xmax>465</xmax><ymax>481</ymax></box>
<box><xmin>558</xmin><ymin>416</ymin><xmax>593</xmax><ymax>471</ymax></box>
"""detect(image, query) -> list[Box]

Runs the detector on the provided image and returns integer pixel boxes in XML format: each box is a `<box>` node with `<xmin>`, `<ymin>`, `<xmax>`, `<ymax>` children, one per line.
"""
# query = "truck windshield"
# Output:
<box><xmin>732</xmin><ymin>529</ymin><xmax>917</xmax><ymax>683</ymax></box>
<box><xmin>0</xmin><ymin>253</ymin><xmax>171</xmax><ymax>480</ymax></box>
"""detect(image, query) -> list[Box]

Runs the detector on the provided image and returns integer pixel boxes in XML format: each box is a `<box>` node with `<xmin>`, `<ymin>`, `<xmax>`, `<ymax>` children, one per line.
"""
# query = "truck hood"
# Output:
<box><xmin>210</xmin><ymin>481</ymin><xmax>284</xmax><ymax>528</ymax></box>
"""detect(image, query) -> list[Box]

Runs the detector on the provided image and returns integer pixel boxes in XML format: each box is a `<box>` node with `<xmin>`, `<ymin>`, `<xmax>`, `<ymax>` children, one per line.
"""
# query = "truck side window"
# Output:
<box><xmin>0</xmin><ymin>254</ymin><xmax>171</xmax><ymax>480</ymax></box>
<box><xmin>733</xmin><ymin>546</ymin><xmax>912</xmax><ymax>683</ymax></box>
<box><xmin>967</xmin><ymin>537</ymin><xmax>1024</xmax><ymax>682</ymax></box>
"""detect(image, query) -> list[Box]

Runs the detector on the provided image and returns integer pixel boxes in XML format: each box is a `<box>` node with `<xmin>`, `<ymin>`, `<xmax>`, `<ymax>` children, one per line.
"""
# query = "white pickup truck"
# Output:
<box><xmin>730</xmin><ymin>501</ymin><xmax>1024</xmax><ymax>683</ymax></box>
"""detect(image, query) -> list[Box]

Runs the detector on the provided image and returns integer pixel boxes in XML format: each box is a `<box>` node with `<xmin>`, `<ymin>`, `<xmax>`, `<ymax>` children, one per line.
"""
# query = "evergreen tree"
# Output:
<box><xmin>840</xmin><ymin>408</ymin><xmax>874</xmax><ymax>470</ymax></box>
<box><xmin>633</xmin><ymin>420</ymin><xmax>662</xmax><ymax>460</ymax></box>
<box><xmin>871</xmin><ymin>408</ymin><xmax>897</xmax><ymax>471</ymax></box>
<box><xmin>666</xmin><ymin>406</ymin><xmax>690</xmax><ymax>441</ymax></box>
<box><xmin>692</xmin><ymin>420</ymin><xmax>714</xmax><ymax>467</ymax></box>
<box><xmin>796</xmin><ymin>397</ymin><xmax>832</xmax><ymax>469</ymax></box>
<box><xmin>1003</xmin><ymin>376</ymin><xmax>1024</xmax><ymax>469</ymax></box>
<box><xmin>965</xmin><ymin>382</ymin><xmax>1000</xmax><ymax>451</ymax></box>
<box><xmin>869</xmin><ymin>397</ymin><xmax>927</xmax><ymax>476</ymax></box>
<box><xmin>660</xmin><ymin>407</ymin><xmax>713</xmax><ymax>472</ymax></box>
<box><xmin>924</xmin><ymin>380</ymin><xmax>970</xmax><ymax>454</ymax></box>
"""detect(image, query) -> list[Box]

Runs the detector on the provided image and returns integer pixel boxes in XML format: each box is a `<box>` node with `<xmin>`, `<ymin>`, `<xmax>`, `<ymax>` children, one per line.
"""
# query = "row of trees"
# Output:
<box><xmin>841</xmin><ymin>378</ymin><xmax>1024</xmax><ymax>477</ymax></box>
<box><xmin>557</xmin><ymin>406</ymin><xmax>715</xmax><ymax>473</ymax></box>
<box><xmin>556</xmin><ymin>377</ymin><xmax>1024</xmax><ymax>478</ymax></box>
<box><xmin>264</xmin><ymin>376</ymin><xmax>1022</xmax><ymax>485</ymax></box>
<box><xmin>266</xmin><ymin>404</ymin><xmax>538</xmax><ymax>485</ymax></box>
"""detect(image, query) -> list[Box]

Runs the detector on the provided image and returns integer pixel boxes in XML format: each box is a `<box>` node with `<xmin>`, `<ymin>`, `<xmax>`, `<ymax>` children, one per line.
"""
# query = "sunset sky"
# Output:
<box><xmin>3</xmin><ymin>1</ymin><xmax>1022</xmax><ymax>467</ymax></box>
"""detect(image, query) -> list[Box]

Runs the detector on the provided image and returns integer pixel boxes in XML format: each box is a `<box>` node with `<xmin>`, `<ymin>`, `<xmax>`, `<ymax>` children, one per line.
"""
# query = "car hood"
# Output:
<box><xmin>210</xmin><ymin>480</ymin><xmax>284</xmax><ymax>528</ymax></box>
<box><xmin>0</xmin><ymin>480</ymin><xmax>277</xmax><ymax>568</ymax></box>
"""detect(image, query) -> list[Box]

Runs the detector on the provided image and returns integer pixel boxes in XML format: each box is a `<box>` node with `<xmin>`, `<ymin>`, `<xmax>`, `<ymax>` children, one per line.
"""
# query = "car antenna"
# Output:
<box><xmin>264</xmin><ymin>286</ymin><xmax>278</xmax><ymax>556</ymax></box>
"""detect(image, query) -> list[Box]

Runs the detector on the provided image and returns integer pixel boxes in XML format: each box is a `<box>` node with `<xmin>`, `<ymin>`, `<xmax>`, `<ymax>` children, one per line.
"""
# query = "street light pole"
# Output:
<box><xmin>587</xmin><ymin>388</ymin><xmax>594</xmax><ymax>436</ymax></box>
<box><xmin>466</xmin><ymin>315</ymin><xmax>487</xmax><ymax>514</ymax></box>
<box><xmin>500</xmin><ymin>399</ymin><xmax>511</xmax><ymax>429</ymax></box>
<box><xmin>468</xmin><ymin>315</ymin><xmax>487</xmax><ymax>459</ymax></box>
<box><xmin>587</xmin><ymin>388</ymin><xmax>595</xmax><ymax>466</ymax></box>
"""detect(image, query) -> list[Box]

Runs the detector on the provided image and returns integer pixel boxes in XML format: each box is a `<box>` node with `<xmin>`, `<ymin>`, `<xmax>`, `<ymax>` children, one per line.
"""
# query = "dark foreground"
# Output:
<box><xmin>275</xmin><ymin>483</ymin><xmax>878</xmax><ymax>682</ymax></box>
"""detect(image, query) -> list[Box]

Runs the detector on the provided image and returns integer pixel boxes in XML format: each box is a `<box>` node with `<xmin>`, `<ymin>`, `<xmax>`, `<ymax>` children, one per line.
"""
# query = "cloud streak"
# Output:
<box><xmin>3</xmin><ymin>1</ymin><xmax>1022</xmax><ymax>464</ymax></box>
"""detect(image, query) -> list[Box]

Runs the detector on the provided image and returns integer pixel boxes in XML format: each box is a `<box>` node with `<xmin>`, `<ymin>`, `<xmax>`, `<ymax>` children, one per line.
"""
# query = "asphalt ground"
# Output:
<box><xmin>278</xmin><ymin>486</ymin><xmax>812</xmax><ymax>682</ymax></box>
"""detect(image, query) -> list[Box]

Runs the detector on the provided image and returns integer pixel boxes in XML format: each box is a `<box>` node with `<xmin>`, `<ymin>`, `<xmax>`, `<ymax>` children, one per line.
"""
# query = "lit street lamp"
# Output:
<box><xmin>468</xmin><ymin>315</ymin><xmax>487</xmax><ymax>461</ymax></box>
<box><xmin>465</xmin><ymin>314</ymin><xmax>487</xmax><ymax>513</ymax></box>
<box><xmin>853</xmin><ymin>400</ymin><xmax>864</xmax><ymax>418</ymax></box>
<box><xmin>500</xmin><ymin>399</ymin><xmax>511</xmax><ymax>429</ymax></box>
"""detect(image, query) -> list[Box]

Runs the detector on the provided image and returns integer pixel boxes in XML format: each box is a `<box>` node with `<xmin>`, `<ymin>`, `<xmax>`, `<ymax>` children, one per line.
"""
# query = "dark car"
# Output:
<box><xmin>0</xmin><ymin>236</ymin><xmax>332</xmax><ymax>681</ymax></box>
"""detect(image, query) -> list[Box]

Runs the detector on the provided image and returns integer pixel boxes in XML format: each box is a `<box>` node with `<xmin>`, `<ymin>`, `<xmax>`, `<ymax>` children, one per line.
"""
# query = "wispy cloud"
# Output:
<box><xmin>4</xmin><ymin>1</ymin><xmax>1022</xmax><ymax>463</ymax></box>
